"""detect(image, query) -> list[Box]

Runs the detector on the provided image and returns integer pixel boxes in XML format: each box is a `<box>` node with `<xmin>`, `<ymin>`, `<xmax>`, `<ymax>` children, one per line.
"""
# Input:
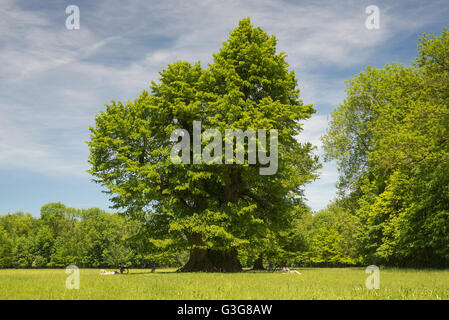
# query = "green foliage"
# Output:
<box><xmin>275</xmin><ymin>203</ymin><xmax>361</xmax><ymax>267</ymax></box>
<box><xmin>308</xmin><ymin>204</ymin><xmax>361</xmax><ymax>266</ymax></box>
<box><xmin>0</xmin><ymin>226</ymin><xmax>13</xmax><ymax>268</ymax></box>
<box><xmin>322</xmin><ymin>28</ymin><xmax>449</xmax><ymax>267</ymax></box>
<box><xmin>103</xmin><ymin>242</ymin><xmax>132</xmax><ymax>268</ymax></box>
<box><xmin>0</xmin><ymin>212</ymin><xmax>36</xmax><ymax>268</ymax></box>
<box><xmin>0</xmin><ymin>203</ymin><xmax>173</xmax><ymax>269</ymax></box>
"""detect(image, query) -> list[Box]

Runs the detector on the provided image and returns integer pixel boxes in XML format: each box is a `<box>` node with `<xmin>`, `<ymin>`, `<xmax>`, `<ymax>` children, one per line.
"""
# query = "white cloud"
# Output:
<box><xmin>1</xmin><ymin>0</ymin><xmax>448</xmax><ymax>210</ymax></box>
<box><xmin>297</xmin><ymin>114</ymin><xmax>329</xmax><ymax>149</ymax></box>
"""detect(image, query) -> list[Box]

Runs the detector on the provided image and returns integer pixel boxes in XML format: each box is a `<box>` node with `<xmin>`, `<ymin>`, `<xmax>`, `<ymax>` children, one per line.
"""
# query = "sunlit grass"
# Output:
<box><xmin>0</xmin><ymin>268</ymin><xmax>448</xmax><ymax>300</ymax></box>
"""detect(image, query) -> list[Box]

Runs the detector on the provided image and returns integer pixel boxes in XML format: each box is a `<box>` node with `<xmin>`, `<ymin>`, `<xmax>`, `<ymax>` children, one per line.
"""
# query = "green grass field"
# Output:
<box><xmin>0</xmin><ymin>268</ymin><xmax>448</xmax><ymax>300</ymax></box>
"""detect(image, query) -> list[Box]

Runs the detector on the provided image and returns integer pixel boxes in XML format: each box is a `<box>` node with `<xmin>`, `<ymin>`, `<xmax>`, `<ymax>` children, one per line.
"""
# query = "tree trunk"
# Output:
<box><xmin>179</xmin><ymin>248</ymin><xmax>242</xmax><ymax>272</ymax></box>
<box><xmin>252</xmin><ymin>253</ymin><xmax>264</xmax><ymax>270</ymax></box>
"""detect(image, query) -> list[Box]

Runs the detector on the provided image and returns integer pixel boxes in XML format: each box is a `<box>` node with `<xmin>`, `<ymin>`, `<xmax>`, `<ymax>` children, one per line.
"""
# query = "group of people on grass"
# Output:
<box><xmin>100</xmin><ymin>265</ymin><xmax>301</xmax><ymax>275</ymax></box>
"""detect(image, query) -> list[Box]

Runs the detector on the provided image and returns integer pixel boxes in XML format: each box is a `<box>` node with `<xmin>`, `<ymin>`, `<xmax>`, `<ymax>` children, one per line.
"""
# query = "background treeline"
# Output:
<box><xmin>321</xmin><ymin>29</ymin><xmax>449</xmax><ymax>268</ymax></box>
<box><xmin>0</xmin><ymin>202</ymin><xmax>187</xmax><ymax>268</ymax></box>
<box><xmin>0</xmin><ymin>202</ymin><xmax>361</xmax><ymax>268</ymax></box>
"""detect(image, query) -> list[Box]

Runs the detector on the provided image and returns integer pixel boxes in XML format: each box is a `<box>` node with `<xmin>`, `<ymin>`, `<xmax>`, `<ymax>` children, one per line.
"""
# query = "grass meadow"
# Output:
<box><xmin>0</xmin><ymin>268</ymin><xmax>448</xmax><ymax>300</ymax></box>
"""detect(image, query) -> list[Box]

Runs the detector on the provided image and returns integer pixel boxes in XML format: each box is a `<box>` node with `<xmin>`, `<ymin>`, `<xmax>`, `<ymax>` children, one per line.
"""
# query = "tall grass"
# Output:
<box><xmin>0</xmin><ymin>268</ymin><xmax>448</xmax><ymax>300</ymax></box>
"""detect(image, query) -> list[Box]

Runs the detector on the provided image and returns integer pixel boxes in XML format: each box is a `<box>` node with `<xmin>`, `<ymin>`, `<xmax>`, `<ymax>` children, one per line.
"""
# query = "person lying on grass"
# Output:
<box><xmin>281</xmin><ymin>266</ymin><xmax>301</xmax><ymax>275</ymax></box>
<box><xmin>99</xmin><ymin>269</ymin><xmax>119</xmax><ymax>275</ymax></box>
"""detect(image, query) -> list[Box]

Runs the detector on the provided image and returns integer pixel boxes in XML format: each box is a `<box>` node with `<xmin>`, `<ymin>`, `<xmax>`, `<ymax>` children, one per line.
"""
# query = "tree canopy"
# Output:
<box><xmin>322</xmin><ymin>28</ymin><xmax>449</xmax><ymax>267</ymax></box>
<box><xmin>87</xmin><ymin>18</ymin><xmax>320</xmax><ymax>271</ymax></box>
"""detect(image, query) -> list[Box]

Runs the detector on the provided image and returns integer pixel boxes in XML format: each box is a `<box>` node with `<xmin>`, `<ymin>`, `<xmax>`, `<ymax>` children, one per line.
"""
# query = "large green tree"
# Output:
<box><xmin>87</xmin><ymin>18</ymin><xmax>320</xmax><ymax>272</ymax></box>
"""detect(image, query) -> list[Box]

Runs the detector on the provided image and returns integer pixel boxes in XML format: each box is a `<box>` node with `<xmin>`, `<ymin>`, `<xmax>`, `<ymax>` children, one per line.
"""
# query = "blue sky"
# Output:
<box><xmin>0</xmin><ymin>0</ymin><xmax>448</xmax><ymax>216</ymax></box>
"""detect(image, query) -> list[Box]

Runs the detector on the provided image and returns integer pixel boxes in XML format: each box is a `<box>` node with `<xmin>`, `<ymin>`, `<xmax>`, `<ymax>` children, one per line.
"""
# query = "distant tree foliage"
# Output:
<box><xmin>0</xmin><ymin>203</ymin><xmax>186</xmax><ymax>269</ymax></box>
<box><xmin>322</xmin><ymin>29</ymin><xmax>449</xmax><ymax>267</ymax></box>
<box><xmin>0</xmin><ymin>202</ymin><xmax>364</xmax><ymax>269</ymax></box>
